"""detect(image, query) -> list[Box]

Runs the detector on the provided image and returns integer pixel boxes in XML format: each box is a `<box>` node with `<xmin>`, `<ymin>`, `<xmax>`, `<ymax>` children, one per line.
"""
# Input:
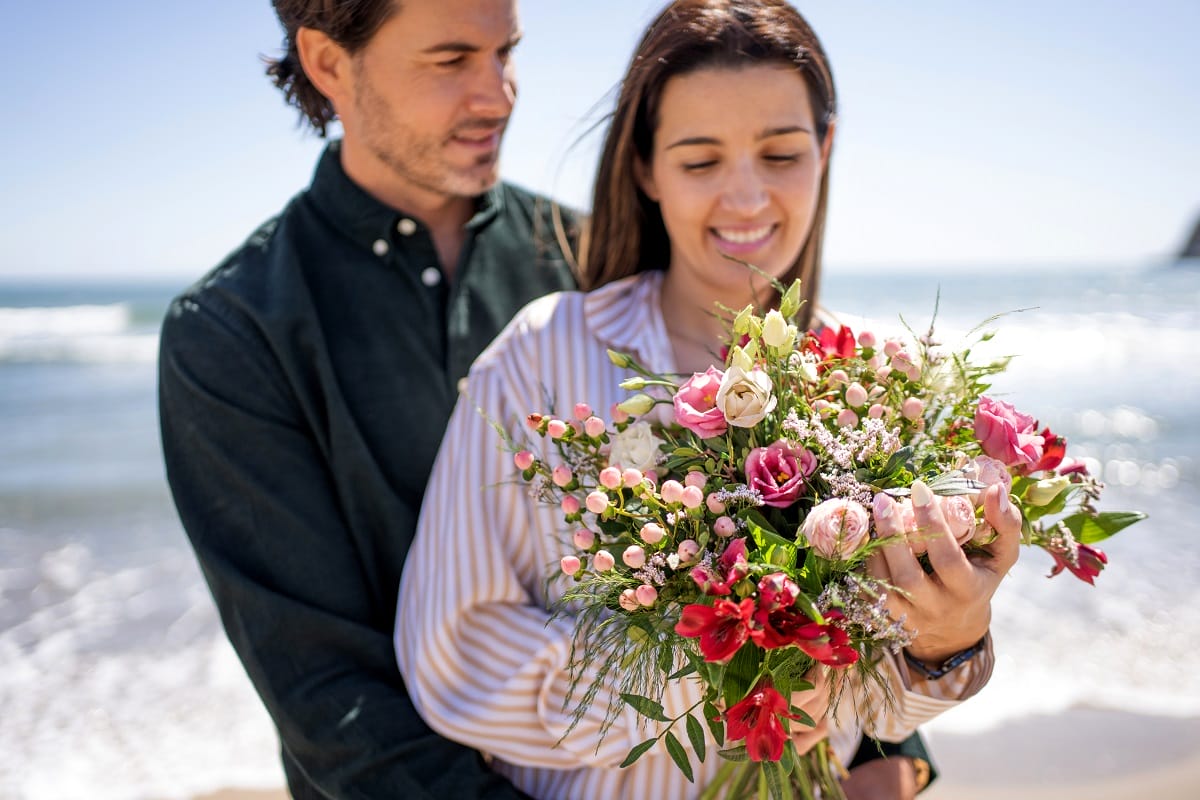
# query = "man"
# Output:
<box><xmin>160</xmin><ymin>1</ymin><xmax>930</xmax><ymax>797</ymax></box>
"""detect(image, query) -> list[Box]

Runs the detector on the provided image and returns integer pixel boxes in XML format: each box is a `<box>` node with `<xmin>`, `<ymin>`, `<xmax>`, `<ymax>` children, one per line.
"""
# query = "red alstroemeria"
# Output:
<box><xmin>1026</xmin><ymin>426</ymin><xmax>1067</xmax><ymax>474</ymax></box>
<box><xmin>1048</xmin><ymin>542</ymin><xmax>1108</xmax><ymax>585</ymax></box>
<box><xmin>690</xmin><ymin>537</ymin><xmax>750</xmax><ymax>596</ymax></box>
<box><xmin>725</xmin><ymin>679</ymin><xmax>802</xmax><ymax>762</ymax></box>
<box><xmin>675</xmin><ymin>598</ymin><xmax>755</xmax><ymax>662</ymax></box>
<box><xmin>804</xmin><ymin>324</ymin><xmax>856</xmax><ymax>363</ymax></box>
<box><xmin>792</xmin><ymin>610</ymin><xmax>859</xmax><ymax>667</ymax></box>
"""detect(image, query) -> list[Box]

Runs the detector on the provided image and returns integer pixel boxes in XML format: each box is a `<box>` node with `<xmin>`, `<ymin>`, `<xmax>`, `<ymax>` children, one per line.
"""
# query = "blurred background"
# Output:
<box><xmin>2</xmin><ymin>2</ymin><xmax>1197</xmax><ymax>798</ymax></box>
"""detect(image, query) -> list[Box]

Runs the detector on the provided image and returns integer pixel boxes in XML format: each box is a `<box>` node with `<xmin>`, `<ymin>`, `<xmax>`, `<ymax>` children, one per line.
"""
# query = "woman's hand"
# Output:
<box><xmin>789</xmin><ymin>667</ymin><xmax>835</xmax><ymax>755</ymax></box>
<box><xmin>869</xmin><ymin>483</ymin><xmax>1021</xmax><ymax>665</ymax></box>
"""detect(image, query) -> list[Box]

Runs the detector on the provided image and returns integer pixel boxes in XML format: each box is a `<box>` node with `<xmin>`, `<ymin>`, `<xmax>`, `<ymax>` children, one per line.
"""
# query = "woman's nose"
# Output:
<box><xmin>720</xmin><ymin>162</ymin><xmax>769</xmax><ymax>216</ymax></box>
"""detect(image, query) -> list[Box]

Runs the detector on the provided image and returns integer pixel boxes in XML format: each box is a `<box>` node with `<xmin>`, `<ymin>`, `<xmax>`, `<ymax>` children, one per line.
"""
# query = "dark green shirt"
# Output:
<box><xmin>159</xmin><ymin>142</ymin><xmax>578</xmax><ymax>800</ymax></box>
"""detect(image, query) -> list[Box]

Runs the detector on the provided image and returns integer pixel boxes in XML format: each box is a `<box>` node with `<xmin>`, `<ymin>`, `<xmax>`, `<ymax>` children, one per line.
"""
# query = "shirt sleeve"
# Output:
<box><xmin>396</xmin><ymin>344</ymin><xmax>705</xmax><ymax>771</ymax></box>
<box><xmin>856</xmin><ymin>636</ymin><xmax>994</xmax><ymax>742</ymax></box>
<box><xmin>159</xmin><ymin>294</ymin><xmax>529</xmax><ymax>800</ymax></box>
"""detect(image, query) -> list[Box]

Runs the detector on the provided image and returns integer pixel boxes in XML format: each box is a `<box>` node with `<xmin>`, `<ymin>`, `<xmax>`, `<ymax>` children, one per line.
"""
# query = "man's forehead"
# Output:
<box><xmin>390</xmin><ymin>0</ymin><xmax>520</xmax><ymax>45</ymax></box>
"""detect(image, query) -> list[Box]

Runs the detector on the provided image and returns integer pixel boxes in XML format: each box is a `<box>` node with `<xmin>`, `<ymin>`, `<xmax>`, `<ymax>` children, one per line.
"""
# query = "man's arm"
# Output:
<box><xmin>159</xmin><ymin>293</ymin><xmax>526</xmax><ymax>800</ymax></box>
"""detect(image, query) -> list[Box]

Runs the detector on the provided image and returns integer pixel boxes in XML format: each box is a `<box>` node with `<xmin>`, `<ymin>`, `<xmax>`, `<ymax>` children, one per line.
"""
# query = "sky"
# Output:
<box><xmin>2</xmin><ymin>0</ymin><xmax>1197</xmax><ymax>279</ymax></box>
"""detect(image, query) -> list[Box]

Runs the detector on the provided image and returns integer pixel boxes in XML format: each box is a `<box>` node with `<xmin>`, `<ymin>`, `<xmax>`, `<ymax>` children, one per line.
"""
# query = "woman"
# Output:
<box><xmin>396</xmin><ymin>2</ymin><xmax>1020</xmax><ymax>797</ymax></box>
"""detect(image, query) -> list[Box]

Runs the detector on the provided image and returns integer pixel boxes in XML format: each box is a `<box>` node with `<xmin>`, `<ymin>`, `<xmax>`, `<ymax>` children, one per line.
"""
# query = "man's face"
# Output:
<box><xmin>344</xmin><ymin>0</ymin><xmax>519</xmax><ymax>200</ymax></box>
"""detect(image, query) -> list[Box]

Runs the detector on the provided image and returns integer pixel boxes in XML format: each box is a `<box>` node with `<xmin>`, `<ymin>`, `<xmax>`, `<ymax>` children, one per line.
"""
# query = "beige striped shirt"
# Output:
<box><xmin>396</xmin><ymin>272</ymin><xmax>992</xmax><ymax>800</ymax></box>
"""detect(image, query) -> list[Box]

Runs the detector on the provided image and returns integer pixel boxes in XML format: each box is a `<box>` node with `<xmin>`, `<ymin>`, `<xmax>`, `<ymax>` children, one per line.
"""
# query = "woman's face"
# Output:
<box><xmin>638</xmin><ymin>64</ymin><xmax>830</xmax><ymax>303</ymax></box>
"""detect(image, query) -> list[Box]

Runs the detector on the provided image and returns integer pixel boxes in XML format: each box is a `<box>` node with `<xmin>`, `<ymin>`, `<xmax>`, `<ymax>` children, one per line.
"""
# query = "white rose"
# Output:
<box><xmin>608</xmin><ymin>421</ymin><xmax>664</xmax><ymax>473</ymax></box>
<box><xmin>716</xmin><ymin>366</ymin><xmax>777</xmax><ymax>428</ymax></box>
<box><xmin>761</xmin><ymin>309</ymin><xmax>798</xmax><ymax>350</ymax></box>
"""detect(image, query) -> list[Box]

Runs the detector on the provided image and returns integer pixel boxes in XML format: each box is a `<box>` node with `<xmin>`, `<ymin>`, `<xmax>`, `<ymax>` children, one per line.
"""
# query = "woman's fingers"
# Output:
<box><xmin>871</xmin><ymin>493</ymin><xmax>923</xmax><ymax>588</ymax></box>
<box><xmin>979</xmin><ymin>484</ymin><xmax>1022</xmax><ymax>573</ymax></box>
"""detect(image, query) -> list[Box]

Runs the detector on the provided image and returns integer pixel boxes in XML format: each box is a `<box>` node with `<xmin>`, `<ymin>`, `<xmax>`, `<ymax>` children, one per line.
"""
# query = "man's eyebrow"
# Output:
<box><xmin>665</xmin><ymin>126</ymin><xmax>812</xmax><ymax>150</ymax></box>
<box><xmin>421</xmin><ymin>32</ymin><xmax>523</xmax><ymax>55</ymax></box>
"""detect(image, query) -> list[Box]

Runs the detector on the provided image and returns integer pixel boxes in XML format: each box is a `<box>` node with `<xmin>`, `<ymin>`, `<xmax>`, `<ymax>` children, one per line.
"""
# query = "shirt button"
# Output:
<box><xmin>372</xmin><ymin>239</ymin><xmax>389</xmax><ymax>257</ymax></box>
<box><xmin>457</xmin><ymin>377</ymin><xmax>469</xmax><ymax>394</ymax></box>
<box><xmin>421</xmin><ymin>267</ymin><xmax>442</xmax><ymax>287</ymax></box>
<box><xmin>396</xmin><ymin>218</ymin><xmax>417</xmax><ymax>236</ymax></box>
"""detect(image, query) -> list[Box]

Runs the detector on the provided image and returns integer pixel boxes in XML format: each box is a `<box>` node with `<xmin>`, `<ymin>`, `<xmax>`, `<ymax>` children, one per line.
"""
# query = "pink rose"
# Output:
<box><xmin>745</xmin><ymin>441</ymin><xmax>817</xmax><ymax>508</ymax></box>
<box><xmin>673</xmin><ymin>367</ymin><xmax>728</xmax><ymax>439</ymax></box>
<box><xmin>974</xmin><ymin>396</ymin><xmax>1045</xmax><ymax>468</ymax></box>
<box><xmin>801</xmin><ymin>498</ymin><xmax>871</xmax><ymax>559</ymax></box>
<box><xmin>941</xmin><ymin>495</ymin><xmax>976</xmax><ymax>545</ymax></box>
<box><xmin>969</xmin><ymin>455</ymin><xmax>1013</xmax><ymax>508</ymax></box>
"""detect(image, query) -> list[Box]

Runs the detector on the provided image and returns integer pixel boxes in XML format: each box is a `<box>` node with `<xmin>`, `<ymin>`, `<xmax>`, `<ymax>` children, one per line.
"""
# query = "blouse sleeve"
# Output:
<box><xmin>394</xmin><ymin>335</ymin><xmax>704</xmax><ymax>770</ymax></box>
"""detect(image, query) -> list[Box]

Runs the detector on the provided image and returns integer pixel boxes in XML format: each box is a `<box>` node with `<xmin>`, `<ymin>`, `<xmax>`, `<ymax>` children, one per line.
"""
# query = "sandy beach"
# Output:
<box><xmin>188</xmin><ymin>708</ymin><xmax>1200</xmax><ymax>800</ymax></box>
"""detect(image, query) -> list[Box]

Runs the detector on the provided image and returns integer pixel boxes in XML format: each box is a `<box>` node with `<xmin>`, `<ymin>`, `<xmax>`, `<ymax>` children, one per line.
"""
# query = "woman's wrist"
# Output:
<box><xmin>903</xmin><ymin>636</ymin><xmax>987</xmax><ymax>680</ymax></box>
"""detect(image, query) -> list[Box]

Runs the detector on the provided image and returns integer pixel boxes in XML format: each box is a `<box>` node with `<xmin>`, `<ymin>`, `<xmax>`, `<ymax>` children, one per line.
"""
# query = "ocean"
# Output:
<box><xmin>1</xmin><ymin>264</ymin><xmax>1197</xmax><ymax>799</ymax></box>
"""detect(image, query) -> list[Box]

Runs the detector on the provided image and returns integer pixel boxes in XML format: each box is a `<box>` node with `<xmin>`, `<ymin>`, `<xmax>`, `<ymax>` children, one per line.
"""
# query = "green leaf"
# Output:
<box><xmin>723</xmin><ymin>646</ymin><xmax>763</xmax><ymax>707</ymax></box>
<box><xmin>686</xmin><ymin>713</ymin><xmax>707</xmax><ymax>763</ymax></box>
<box><xmin>619</xmin><ymin>737</ymin><xmax>658</xmax><ymax>768</ymax></box>
<box><xmin>764</xmin><ymin>759</ymin><xmax>791</xmax><ymax>800</ymax></box>
<box><xmin>668</xmin><ymin>661</ymin><xmax>699</xmax><ymax>681</ymax></box>
<box><xmin>1063</xmin><ymin>511</ymin><xmax>1148</xmax><ymax>544</ymax></box>
<box><xmin>619</xmin><ymin>692</ymin><xmax>671</xmax><ymax>722</ymax></box>
<box><xmin>718</xmin><ymin>745</ymin><xmax>750</xmax><ymax>762</ymax></box>
<box><xmin>742</xmin><ymin>510</ymin><xmax>797</xmax><ymax>565</ymax></box>
<box><xmin>665</xmin><ymin>731</ymin><xmax>695</xmax><ymax>782</ymax></box>
<box><xmin>704</xmin><ymin>700</ymin><xmax>726</xmax><ymax>746</ymax></box>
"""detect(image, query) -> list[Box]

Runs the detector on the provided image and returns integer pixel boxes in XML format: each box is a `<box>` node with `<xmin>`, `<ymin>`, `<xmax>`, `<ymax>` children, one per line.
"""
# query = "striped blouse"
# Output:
<box><xmin>396</xmin><ymin>271</ymin><xmax>993</xmax><ymax>800</ymax></box>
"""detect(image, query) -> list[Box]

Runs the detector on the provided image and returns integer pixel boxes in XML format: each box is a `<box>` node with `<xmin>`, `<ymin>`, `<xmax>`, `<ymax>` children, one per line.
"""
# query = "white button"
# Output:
<box><xmin>421</xmin><ymin>267</ymin><xmax>442</xmax><ymax>287</ymax></box>
<box><xmin>456</xmin><ymin>377</ymin><xmax>469</xmax><ymax>394</ymax></box>
<box><xmin>396</xmin><ymin>218</ymin><xmax>417</xmax><ymax>236</ymax></box>
<box><xmin>372</xmin><ymin>239</ymin><xmax>389</xmax><ymax>257</ymax></box>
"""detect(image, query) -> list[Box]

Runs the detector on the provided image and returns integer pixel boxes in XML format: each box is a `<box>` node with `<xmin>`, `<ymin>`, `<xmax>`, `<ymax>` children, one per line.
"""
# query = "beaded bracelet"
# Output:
<box><xmin>903</xmin><ymin>637</ymin><xmax>986</xmax><ymax>680</ymax></box>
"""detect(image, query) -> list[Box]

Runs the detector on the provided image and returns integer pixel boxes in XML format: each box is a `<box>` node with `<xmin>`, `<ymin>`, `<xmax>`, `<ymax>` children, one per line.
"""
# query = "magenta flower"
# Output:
<box><xmin>1048</xmin><ymin>542</ymin><xmax>1108</xmax><ymax>585</ymax></box>
<box><xmin>690</xmin><ymin>537</ymin><xmax>750</xmax><ymax>595</ymax></box>
<box><xmin>974</xmin><ymin>396</ymin><xmax>1045</xmax><ymax>468</ymax></box>
<box><xmin>673</xmin><ymin>367</ymin><xmax>728</xmax><ymax>439</ymax></box>
<box><xmin>744</xmin><ymin>441</ymin><xmax>817</xmax><ymax>508</ymax></box>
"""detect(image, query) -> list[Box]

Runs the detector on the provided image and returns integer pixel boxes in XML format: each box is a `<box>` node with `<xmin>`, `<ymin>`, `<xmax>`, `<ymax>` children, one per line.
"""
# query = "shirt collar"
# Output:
<box><xmin>583</xmin><ymin>270</ymin><xmax>678</xmax><ymax>375</ymax></box>
<box><xmin>306</xmin><ymin>140</ymin><xmax>503</xmax><ymax>249</ymax></box>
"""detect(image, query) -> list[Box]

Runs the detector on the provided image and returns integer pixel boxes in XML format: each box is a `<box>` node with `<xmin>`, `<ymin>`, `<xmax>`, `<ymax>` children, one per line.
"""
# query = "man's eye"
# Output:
<box><xmin>437</xmin><ymin>56</ymin><xmax>466</xmax><ymax>68</ymax></box>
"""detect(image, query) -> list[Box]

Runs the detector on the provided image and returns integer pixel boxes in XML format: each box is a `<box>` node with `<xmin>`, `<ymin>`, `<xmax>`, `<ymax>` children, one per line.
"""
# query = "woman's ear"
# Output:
<box><xmin>633</xmin><ymin>157</ymin><xmax>659</xmax><ymax>202</ymax></box>
<box><xmin>819</xmin><ymin>119</ymin><xmax>837</xmax><ymax>171</ymax></box>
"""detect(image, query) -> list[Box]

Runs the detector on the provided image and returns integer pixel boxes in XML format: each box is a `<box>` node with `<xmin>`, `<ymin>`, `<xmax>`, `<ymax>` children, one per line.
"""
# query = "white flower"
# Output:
<box><xmin>608</xmin><ymin>421</ymin><xmax>664</xmax><ymax>473</ymax></box>
<box><xmin>761</xmin><ymin>309</ymin><xmax>798</xmax><ymax>350</ymax></box>
<box><xmin>716</xmin><ymin>366</ymin><xmax>777</xmax><ymax>428</ymax></box>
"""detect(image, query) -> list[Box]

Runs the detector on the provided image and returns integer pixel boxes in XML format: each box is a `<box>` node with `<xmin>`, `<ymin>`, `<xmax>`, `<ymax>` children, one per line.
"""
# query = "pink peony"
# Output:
<box><xmin>673</xmin><ymin>367</ymin><xmax>728</xmax><ymax>439</ymax></box>
<box><xmin>974</xmin><ymin>396</ymin><xmax>1045</xmax><ymax>468</ymax></box>
<box><xmin>801</xmin><ymin>498</ymin><xmax>871</xmax><ymax>559</ymax></box>
<box><xmin>745</xmin><ymin>441</ymin><xmax>818</xmax><ymax>508</ymax></box>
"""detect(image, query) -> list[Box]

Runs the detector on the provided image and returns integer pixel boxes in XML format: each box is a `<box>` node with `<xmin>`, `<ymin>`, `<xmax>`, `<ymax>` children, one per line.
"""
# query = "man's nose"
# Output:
<box><xmin>467</xmin><ymin>57</ymin><xmax>515</xmax><ymax>119</ymax></box>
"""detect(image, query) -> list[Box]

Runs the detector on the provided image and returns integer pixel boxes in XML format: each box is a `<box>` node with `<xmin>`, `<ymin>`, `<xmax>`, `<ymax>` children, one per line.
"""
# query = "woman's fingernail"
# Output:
<box><xmin>998</xmin><ymin>489</ymin><xmax>1011</xmax><ymax>513</ymax></box>
<box><xmin>873</xmin><ymin>492</ymin><xmax>893</xmax><ymax>519</ymax></box>
<box><xmin>911</xmin><ymin>480</ymin><xmax>933</xmax><ymax>508</ymax></box>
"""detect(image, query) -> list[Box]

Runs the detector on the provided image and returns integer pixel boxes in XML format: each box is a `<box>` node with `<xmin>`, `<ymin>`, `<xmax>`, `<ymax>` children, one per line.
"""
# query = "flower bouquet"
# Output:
<box><xmin>504</xmin><ymin>279</ymin><xmax>1144</xmax><ymax>799</ymax></box>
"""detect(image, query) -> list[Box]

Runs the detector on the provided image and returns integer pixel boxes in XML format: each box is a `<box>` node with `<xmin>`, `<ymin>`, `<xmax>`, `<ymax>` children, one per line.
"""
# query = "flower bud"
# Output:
<box><xmin>858</xmin><ymin>331</ymin><xmax>877</xmax><ymax>349</ymax></box>
<box><xmin>883</xmin><ymin>340</ymin><xmax>902</xmax><ymax>357</ymax></box>
<box><xmin>592</xmin><ymin>550</ymin><xmax>615</xmax><ymax>571</ymax></box>
<box><xmin>845</xmin><ymin>382</ymin><xmax>868</xmax><ymax>408</ymax></box>
<box><xmin>599</xmin><ymin>467</ymin><xmax>623</xmax><ymax>489</ymax></box>
<box><xmin>728</xmin><ymin>345</ymin><xmax>754</xmax><ymax>372</ymax></box>
<box><xmin>513</xmin><ymin>451</ymin><xmax>535</xmax><ymax>471</ymax></box>
<box><xmin>836</xmin><ymin>408</ymin><xmax>859</xmax><ymax>428</ymax></box>
<box><xmin>761</xmin><ymin>309</ymin><xmax>797</xmax><ymax>350</ymax></box>
<box><xmin>616</xmin><ymin>393</ymin><xmax>655</xmax><ymax>417</ymax></box>
<box><xmin>684</xmin><ymin>471</ymin><xmax>707</xmax><ymax>489</ymax></box>
<box><xmin>706</xmin><ymin>493</ymin><xmax>727</xmax><ymax>514</ymax></box>
<box><xmin>661</xmin><ymin>479</ymin><xmax>685</xmax><ymax>504</ymax></box>
<box><xmin>610</xmin><ymin>402</ymin><xmax>630</xmax><ymax>424</ymax></box>
<box><xmin>779</xmin><ymin>280</ymin><xmax>803</xmax><ymax>320</ymax></box>
<box><xmin>573</xmin><ymin>402</ymin><xmax>593</xmax><ymax>421</ymax></box>
<box><xmin>902</xmin><ymin>397</ymin><xmax>924</xmax><ymax>421</ymax></box>
<box><xmin>546</xmin><ymin>419</ymin><xmax>568</xmax><ymax>439</ymax></box>
<box><xmin>622</xmin><ymin>468</ymin><xmax>645</xmax><ymax>487</ymax></box>
<box><xmin>551</xmin><ymin>464</ymin><xmax>573</xmax><ymax>487</ymax></box>
<box><xmin>573</xmin><ymin>529</ymin><xmax>595</xmax><ymax>549</ymax></box>
<box><xmin>640</xmin><ymin>522</ymin><xmax>666</xmax><ymax>545</ymax></box>
<box><xmin>560</xmin><ymin>555</ymin><xmax>581</xmax><ymax>575</ymax></box>
<box><xmin>713</xmin><ymin>516</ymin><xmax>737</xmax><ymax>538</ymax></box>
<box><xmin>829</xmin><ymin>369</ymin><xmax>849</xmax><ymax>385</ymax></box>
<box><xmin>635</xmin><ymin>584</ymin><xmax>658</xmax><ymax>606</ymax></box>
<box><xmin>618</xmin><ymin>588</ymin><xmax>641</xmax><ymax>612</ymax></box>
<box><xmin>561</xmin><ymin>495</ymin><xmax>581</xmax><ymax>515</ymax></box>
<box><xmin>732</xmin><ymin>304</ymin><xmax>755</xmax><ymax>335</ymax></box>
<box><xmin>584</xmin><ymin>416</ymin><xmax>607</xmax><ymax>438</ymax></box>
<box><xmin>525</xmin><ymin>413</ymin><xmax>544</xmax><ymax>430</ymax></box>
<box><xmin>623</xmin><ymin>545</ymin><xmax>647</xmax><ymax>569</ymax></box>
<box><xmin>607</xmin><ymin>349</ymin><xmax>633</xmax><ymax>369</ymax></box>
<box><xmin>677</xmin><ymin>539</ymin><xmax>700</xmax><ymax>564</ymax></box>
<box><xmin>680</xmin><ymin>485</ymin><xmax>704</xmax><ymax>509</ymax></box>
<box><xmin>619</xmin><ymin>376</ymin><xmax>648</xmax><ymax>391</ymax></box>
<box><xmin>1026</xmin><ymin>475</ymin><xmax>1070</xmax><ymax>506</ymax></box>
<box><xmin>585</xmin><ymin>490</ymin><xmax>610</xmax><ymax>514</ymax></box>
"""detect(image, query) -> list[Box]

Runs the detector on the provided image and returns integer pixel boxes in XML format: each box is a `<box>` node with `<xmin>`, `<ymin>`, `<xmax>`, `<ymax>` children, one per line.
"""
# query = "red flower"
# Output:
<box><xmin>1048</xmin><ymin>542</ymin><xmax>1108</xmax><ymax>585</ymax></box>
<box><xmin>1028</xmin><ymin>426</ymin><xmax>1067</xmax><ymax>474</ymax></box>
<box><xmin>690</xmin><ymin>537</ymin><xmax>750</xmax><ymax>596</ymax></box>
<box><xmin>675</xmin><ymin>598</ymin><xmax>755</xmax><ymax>662</ymax></box>
<box><xmin>725</xmin><ymin>680</ymin><xmax>802</xmax><ymax>762</ymax></box>
<box><xmin>805</xmin><ymin>324</ymin><xmax>856</xmax><ymax>363</ymax></box>
<box><xmin>792</xmin><ymin>610</ymin><xmax>859</xmax><ymax>667</ymax></box>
